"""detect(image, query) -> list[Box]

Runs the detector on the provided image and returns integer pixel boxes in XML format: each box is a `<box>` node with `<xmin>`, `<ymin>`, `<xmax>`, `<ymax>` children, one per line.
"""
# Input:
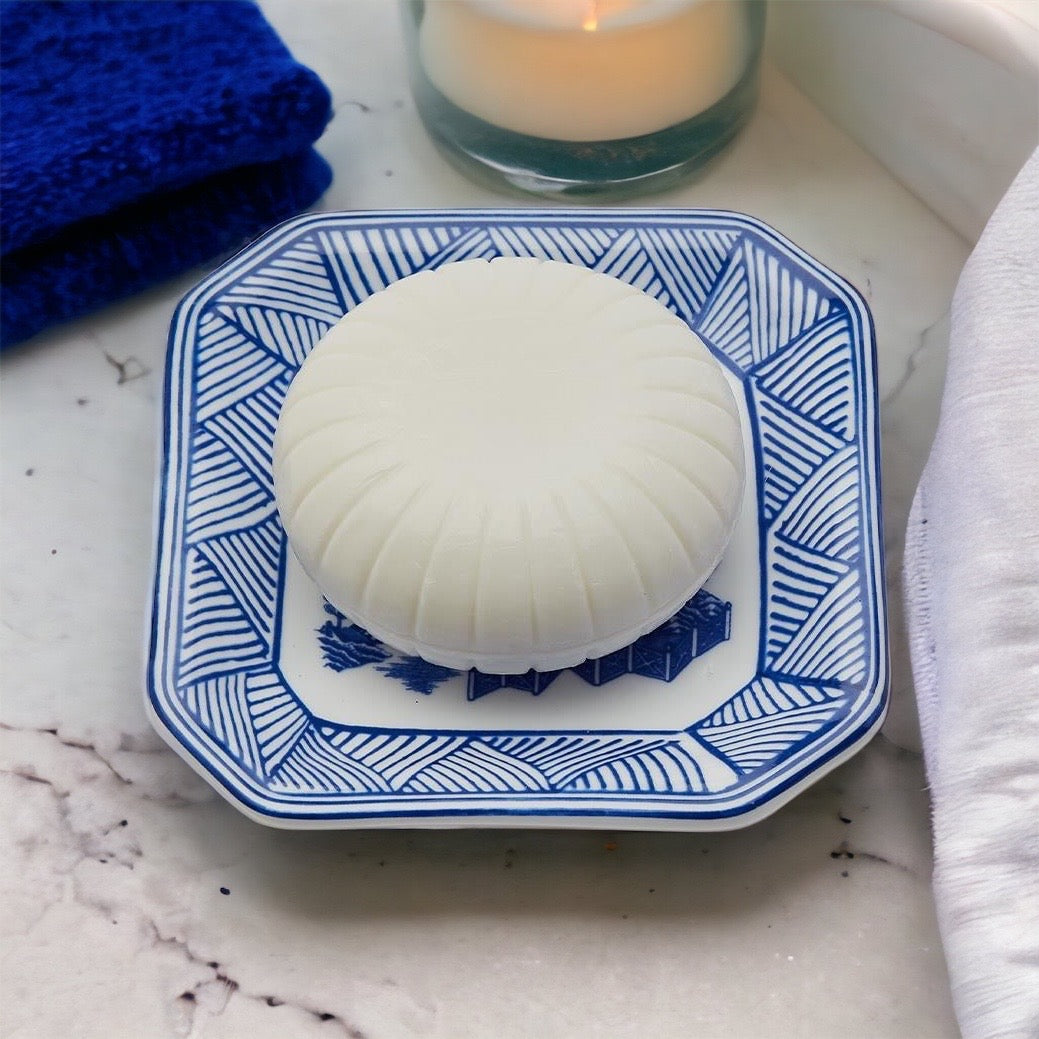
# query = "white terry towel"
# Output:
<box><xmin>904</xmin><ymin>148</ymin><xmax>1039</xmax><ymax>1038</ymax></box>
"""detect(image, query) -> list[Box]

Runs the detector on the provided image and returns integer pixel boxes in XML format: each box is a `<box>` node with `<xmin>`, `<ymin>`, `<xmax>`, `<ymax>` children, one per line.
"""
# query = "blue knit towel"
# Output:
<box><xmin>0</xmin><ymin>1</ymin><xmax>334</xmax><ymax>347</ymax></box>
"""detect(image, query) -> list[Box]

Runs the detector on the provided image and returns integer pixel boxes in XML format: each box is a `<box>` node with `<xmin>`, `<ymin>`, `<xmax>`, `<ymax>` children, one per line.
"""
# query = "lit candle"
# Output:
<box><xmin>418</xmin><ymin>0</ymin><xmax>747</xmax><ymax>142</ymax></box>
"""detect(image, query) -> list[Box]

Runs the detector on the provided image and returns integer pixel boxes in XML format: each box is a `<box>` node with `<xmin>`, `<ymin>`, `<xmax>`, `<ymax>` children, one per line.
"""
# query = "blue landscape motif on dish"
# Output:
<box><xmin>317</xmin><ymin>589</ymin><xmax>732</xmax><ymax>699</ymax></box>
<box><xmin>149</xmin><ymin>210</ymin><xmax>887</xmax><ymax>822</ymax></box>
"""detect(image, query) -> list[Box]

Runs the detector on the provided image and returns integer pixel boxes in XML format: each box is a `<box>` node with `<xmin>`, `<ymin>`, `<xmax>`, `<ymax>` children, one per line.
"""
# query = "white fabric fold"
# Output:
<box><xmin>904</xmin><ymin>148</ymin><xmax>1039</xmax><ymax>1039</ymax></box>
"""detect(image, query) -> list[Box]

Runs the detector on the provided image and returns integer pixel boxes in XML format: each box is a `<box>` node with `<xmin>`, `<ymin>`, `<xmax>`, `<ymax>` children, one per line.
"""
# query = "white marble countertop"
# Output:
<box><xmin>3</xmin><ymin>1</ymin><xmax>1002</xmax><ymax>1035</ymax></box>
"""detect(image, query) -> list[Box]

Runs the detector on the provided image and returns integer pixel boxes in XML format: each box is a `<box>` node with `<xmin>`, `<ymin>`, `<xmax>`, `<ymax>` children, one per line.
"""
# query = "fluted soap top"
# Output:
<box><xmin>273</xmin><ymin>257</ymin><xmax>745</xmax><ymax>674</ymax></box>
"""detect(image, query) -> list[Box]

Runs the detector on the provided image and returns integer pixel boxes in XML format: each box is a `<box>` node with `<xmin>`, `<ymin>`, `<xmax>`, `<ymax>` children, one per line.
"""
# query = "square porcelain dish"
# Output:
<box><xmin>147</xmin><ymin>209</ymin><xmax>887</xmax><ymax>829</ymax></box>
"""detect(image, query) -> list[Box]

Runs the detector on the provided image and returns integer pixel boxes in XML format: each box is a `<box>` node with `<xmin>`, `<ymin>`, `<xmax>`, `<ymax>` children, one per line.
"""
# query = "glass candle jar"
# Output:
<box><xmin>401</xmin><ymin>0</ymin><xmax>765</xmax><ymax>199</ymax></box>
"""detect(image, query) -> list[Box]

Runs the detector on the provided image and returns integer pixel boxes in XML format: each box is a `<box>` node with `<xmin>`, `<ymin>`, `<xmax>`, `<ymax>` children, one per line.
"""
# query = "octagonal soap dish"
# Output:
<box><xmin>146</xmin><ymin>208</ymin><xmax>888</xmax><ymax>830</ymax></box>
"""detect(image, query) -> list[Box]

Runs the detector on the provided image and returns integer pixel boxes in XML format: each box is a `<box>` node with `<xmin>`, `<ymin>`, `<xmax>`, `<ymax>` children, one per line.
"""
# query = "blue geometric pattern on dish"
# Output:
<box><xmin>317</xmin><ymin>589</ymin><xmax>732</xmax><ymax>700</ymax></box>
<box><xmin>147</xmin><ymin>209</ymin><xmax>887</xmax><ymax>827</ymax></box>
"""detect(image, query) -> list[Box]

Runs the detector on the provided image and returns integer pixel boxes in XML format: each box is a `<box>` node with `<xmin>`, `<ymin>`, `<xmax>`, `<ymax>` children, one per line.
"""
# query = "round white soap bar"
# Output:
<box><xmin>273</xmin><ymin>258</ymin><xmax>744</xmax><ymax>674</ymax></box>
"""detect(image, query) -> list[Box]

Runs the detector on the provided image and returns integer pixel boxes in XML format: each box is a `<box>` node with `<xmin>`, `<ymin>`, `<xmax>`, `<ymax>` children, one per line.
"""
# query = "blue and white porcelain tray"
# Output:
<box><xmin>147</xmin><ymin>209</ymin><xmax>887</xmax><ymax>830</ymax></box>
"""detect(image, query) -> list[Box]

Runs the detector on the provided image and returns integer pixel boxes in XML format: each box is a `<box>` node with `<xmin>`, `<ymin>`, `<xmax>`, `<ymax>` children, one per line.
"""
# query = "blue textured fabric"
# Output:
<box><xmin>0</xmin><ymin>0</ymin><xmax>334</xmax><ymax>347</ymax></box>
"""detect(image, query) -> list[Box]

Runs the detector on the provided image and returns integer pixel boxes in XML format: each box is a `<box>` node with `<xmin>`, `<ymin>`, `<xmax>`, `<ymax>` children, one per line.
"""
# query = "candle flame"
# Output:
<box><xmin>582</xmin><ymin>1</ymin><xmax>598</xmax><ymax>31</ymax></box>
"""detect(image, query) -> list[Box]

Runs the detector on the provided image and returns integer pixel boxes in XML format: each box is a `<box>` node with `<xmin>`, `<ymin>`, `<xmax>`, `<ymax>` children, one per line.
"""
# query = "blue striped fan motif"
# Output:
<box><xmin>149</xmin><ymin>211</ymin><xmax>886</xmax><ymax>825</ymax></box>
